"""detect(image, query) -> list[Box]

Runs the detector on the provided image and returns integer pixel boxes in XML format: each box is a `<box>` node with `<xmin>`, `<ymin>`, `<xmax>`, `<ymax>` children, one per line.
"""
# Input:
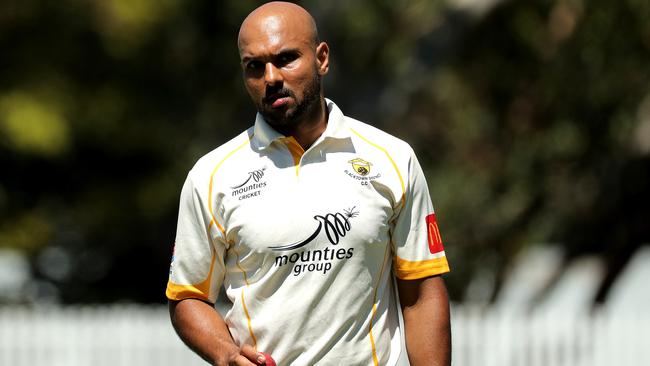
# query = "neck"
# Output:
<box><xmin>278</xmin><ymin>98</ymin><xmax>328</xmax><ymax>150</ymax></box>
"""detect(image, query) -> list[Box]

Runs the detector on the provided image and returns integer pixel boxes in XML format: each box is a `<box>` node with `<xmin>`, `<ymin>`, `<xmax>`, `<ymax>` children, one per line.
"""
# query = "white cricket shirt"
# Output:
<box><xmin>166</xmin><ymin>99</ymin><xmax>450</xmax><ymax>365</ymax></box>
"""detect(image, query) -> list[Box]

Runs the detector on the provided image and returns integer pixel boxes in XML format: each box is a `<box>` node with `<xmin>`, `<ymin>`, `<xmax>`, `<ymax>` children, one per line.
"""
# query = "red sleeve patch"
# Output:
<box><xmin>426</xmin><ymin>213</ymin><xmax>444</xmax><ymax>254</ymax></box>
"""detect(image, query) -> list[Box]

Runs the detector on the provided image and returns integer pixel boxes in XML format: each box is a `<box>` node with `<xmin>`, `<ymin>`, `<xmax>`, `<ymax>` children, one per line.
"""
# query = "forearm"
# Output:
<box><xmin>397</xmin><ymin>276</ymin><xmax>451</xmax><ymax>366</ymax></box>
<box><xmin>169</xmin><ymin>298</ymin><xmax>240</xmax><ymax>365</ymax></box>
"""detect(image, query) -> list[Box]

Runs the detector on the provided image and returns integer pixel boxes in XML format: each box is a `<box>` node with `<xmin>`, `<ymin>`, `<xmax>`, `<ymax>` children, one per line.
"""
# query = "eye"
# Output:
<box><xmin>246</xmin><ymin>61</ymin><xmax>263</xmax><ymax>71</ymax></box>
<box><xmin>276</xmin><ymin>52</ymin><xmax>298</xmax><ymax>66</ymax></box>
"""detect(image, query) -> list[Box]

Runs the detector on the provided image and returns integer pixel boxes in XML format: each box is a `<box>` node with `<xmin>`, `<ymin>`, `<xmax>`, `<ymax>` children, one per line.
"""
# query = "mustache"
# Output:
<box><xmin>263</xmin><ymin>88</ymin><xmax>295</xmax><ymax>103</ymax></box>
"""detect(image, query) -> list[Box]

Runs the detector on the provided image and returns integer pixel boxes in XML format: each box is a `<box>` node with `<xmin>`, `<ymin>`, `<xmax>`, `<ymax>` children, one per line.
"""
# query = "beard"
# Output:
<box><xmin>258</xmin><ymin>72</ymin><xmax>322</xmax><ymax>128</ymax></box>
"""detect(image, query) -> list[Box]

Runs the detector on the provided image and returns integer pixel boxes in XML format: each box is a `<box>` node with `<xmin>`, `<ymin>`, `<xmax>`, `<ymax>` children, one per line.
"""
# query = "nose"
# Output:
<box><xmin>264</xmin><ymin>62</ymin><xmax>282</xmax><ymax>86</ymax></box>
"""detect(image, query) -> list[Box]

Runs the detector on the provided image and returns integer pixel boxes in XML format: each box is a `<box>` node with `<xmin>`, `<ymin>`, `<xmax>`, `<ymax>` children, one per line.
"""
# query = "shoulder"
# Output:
<box><xmin>345</xmin><ymin>117</ymin><xmax>415</xmax><ymax>158</ymax></box>
<box><xmin>327</xmin><ymin>98</ymin><xmax>414</xmax><ymax>155</ymax></box>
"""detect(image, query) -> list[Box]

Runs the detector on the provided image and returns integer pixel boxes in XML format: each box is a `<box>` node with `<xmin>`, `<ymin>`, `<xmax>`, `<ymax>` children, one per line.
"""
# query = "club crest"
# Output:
<box><xmin>348</xmin><ymin>158</ymin><xmax>372</xmax><ymax>176</ymax></box>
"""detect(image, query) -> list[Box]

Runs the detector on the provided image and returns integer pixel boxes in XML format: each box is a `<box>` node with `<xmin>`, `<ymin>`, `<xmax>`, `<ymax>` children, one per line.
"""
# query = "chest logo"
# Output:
<box><xmin>348</xmin><ymin>158</ymin><xmax>372</xmax><ymax>176</ymax></box>
<box><xmin>268</xmin><ymin>207</ymin><xmax>359</xmax><ymax>251</ymax></box>
<box><xmin>231</xmin><ymin>167</ymin><xmax>266</xmax><ymax>189</ymax></box>
<box><xmin>230</xmin><ymin>167</ymin><xmax>267</xmax><ymax>201</ymax></box>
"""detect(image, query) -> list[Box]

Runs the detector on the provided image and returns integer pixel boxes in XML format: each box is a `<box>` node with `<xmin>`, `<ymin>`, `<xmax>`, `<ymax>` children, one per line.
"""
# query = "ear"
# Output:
<box><xmin>316</xmin><ymin>42</ymin><xmax>330</xmax><ymax>75</ymax></box>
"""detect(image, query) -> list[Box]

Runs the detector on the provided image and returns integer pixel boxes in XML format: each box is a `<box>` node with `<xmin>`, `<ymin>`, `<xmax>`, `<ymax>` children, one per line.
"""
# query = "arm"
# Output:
<box><xmin>397</xmin><ymin>275</ymin><xmax>451</xmax><ymax>366</ymax></box>
<box><xmin>169</xmin><ymin>298</ymin><xmax>267</xmax><ymax>366</ymax></box>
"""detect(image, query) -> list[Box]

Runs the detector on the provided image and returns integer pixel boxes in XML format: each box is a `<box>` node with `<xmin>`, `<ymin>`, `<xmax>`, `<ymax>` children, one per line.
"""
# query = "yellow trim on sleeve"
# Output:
<box><xmin>166</xmin><ymin>251</ymin><xmax>217</xmax><ymax>301</ymax></box>
<box><xmin>394</xmin><ymin>256</ymin><xmax>450</xmax><ymax>280</ymax></box>
<box><xmin>208</xmin><ymin>136</ymin><xmax>252</xmax><ymax>235</ymax></box>
<box><xmin>349</xmin><ymin>128</ymin><xmax>405</xmax><ymax>211</ymax></box>
<box><xmin>165</xmin><ymin>282</ymin><xmax>210</xmax><ymax>302</ymax></box>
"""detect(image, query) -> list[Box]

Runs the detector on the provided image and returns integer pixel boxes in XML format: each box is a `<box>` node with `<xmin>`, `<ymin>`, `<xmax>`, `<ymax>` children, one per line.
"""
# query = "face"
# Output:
<box><xmin>239</xmin><ymin>15</ymin><xmax>329</xmax><ymax>128</ymax></box>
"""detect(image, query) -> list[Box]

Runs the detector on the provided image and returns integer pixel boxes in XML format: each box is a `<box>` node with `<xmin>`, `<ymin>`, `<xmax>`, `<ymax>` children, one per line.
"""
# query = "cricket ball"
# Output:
<box><xmin>261</xmin><ymin>352</ymin><xmax>276</xmax><ymax>366</ymax></box>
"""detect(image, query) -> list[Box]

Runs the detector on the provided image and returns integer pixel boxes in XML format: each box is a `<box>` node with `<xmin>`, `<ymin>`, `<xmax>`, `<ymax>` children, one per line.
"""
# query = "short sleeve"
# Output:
<box><xmin>391</xmin><ymin>150</ymin><xmax>450</xmax><ymax>280</ymax></box>
<box><xmin>165</xmin><ymin>173</ymin><xmax>227</xmax><ymax>303</ymax></box>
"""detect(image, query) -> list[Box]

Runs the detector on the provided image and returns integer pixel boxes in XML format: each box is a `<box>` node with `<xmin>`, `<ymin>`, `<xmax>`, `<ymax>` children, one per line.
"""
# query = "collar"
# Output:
<box><xmin>253</xmin><ymin>98</ymin><xmax>350</xmax><ymax>150</ymax></box>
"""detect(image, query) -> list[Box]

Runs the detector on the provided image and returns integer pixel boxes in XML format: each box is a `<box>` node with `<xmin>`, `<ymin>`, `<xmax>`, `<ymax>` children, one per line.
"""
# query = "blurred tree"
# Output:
<box><xmin>0</xmin><ymin>0</ymin><xmax>256</xmax><ymax>302</ymax></box>
<box><xmin>361</xmin><ymin>0</ymin><xmax>650</xmax><ymax>302</ymax></box>
<box><xmin>0</xmin><ymin>0</ymin><xmax>648</xmax><ymax>304</ymax></box>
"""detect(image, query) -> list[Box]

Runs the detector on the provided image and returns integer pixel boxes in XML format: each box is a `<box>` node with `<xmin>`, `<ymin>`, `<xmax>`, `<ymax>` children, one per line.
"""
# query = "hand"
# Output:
<box><xmin>214</xmin><ymin>344</ymin><xmax>273</xmax><ymax>366</ymax></box>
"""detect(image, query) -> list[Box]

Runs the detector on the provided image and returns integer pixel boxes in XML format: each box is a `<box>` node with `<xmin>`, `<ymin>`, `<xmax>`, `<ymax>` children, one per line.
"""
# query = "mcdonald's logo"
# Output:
<box><xmin>425</xmin><ymin>213</ymin><xmax>444</xmax><ymax>254</ymax></box>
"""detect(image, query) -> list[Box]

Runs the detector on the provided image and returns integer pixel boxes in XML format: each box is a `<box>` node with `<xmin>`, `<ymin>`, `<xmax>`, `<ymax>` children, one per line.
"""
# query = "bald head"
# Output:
<box><xmin>238</xmin><ymin>2</ymin><xmax>319</xmax><ymax>52</ymax></box>
<box><xmin>237</xmin><ymin>1</ymin><xmax>330</xmax><ymax>139</ymax></box>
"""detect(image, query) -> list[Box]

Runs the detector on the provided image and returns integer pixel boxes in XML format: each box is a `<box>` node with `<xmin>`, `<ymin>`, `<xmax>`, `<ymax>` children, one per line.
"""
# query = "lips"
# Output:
<box><xmin>271</xmin><ymin>97</ymin><xmax>290</xmax><ymax>108</ymax></box>
<box><xmin>264</xmin><ymin>92</ymin><xmax>292</xmax><ymax>109</ymax></box>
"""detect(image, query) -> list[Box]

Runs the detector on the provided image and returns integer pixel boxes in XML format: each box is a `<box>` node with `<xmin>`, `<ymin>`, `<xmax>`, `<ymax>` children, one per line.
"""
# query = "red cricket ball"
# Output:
<box><xmin>261</xmin><ymin>352</ymin><xmax>276</xmax><ymax>366</ymax></box>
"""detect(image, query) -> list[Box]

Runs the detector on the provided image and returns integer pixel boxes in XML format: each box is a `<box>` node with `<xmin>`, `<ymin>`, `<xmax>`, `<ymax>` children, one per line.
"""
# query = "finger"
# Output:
<box><xmin>231</xmin><ymin>353</ymin><xmax>259</xmax><ymax>366</ymax></box>
<box><xmin>240</xmin><ymin>344</ymin><xmax>266</xmax><ymax>365</ymax></box>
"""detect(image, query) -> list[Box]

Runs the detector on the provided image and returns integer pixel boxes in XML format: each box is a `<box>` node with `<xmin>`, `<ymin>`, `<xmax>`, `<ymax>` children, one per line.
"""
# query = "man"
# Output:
<box><xmin>166</xmin><ymin>2</ymin><xmax>451</xmax><ymax>365</ymax></box>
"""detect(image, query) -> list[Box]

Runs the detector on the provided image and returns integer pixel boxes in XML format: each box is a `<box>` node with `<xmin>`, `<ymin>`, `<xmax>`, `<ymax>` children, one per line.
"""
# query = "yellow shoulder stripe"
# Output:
<box><xmin>208</xmin><ymin>136</ymin><xmax>252</xmax><ymax>235</ymax></box>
